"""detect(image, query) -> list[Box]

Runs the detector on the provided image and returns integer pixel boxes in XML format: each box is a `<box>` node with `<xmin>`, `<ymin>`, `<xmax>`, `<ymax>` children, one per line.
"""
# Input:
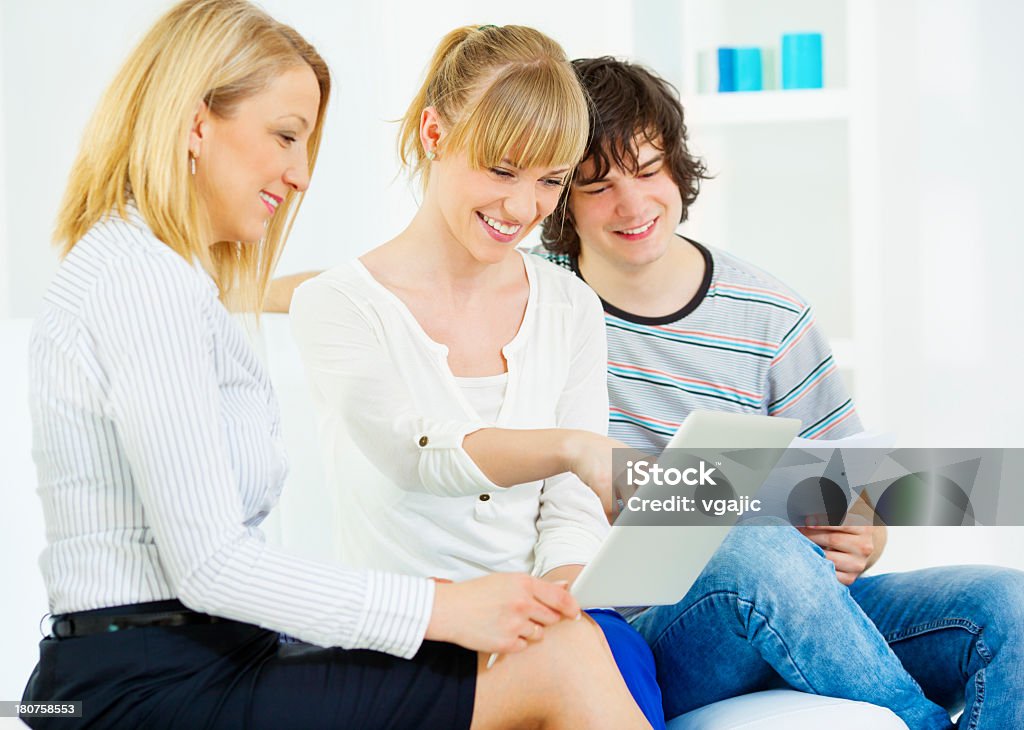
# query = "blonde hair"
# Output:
<box><xmin>398</xmin><ymin>25</ymin><xmax>588</xmax><ymax>188</ymax></box>
<box><xmin>55</xmin><ymin>0</ymin><xmax>331</xmax><ymax>311</ymax></box>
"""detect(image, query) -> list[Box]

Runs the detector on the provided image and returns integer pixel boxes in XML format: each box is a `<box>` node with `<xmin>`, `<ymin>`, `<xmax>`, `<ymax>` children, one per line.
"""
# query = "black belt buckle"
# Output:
<box><xmin>50</xmin><ymin>616</ymin><xmax>79</xmax><ymax>640</ymax></box>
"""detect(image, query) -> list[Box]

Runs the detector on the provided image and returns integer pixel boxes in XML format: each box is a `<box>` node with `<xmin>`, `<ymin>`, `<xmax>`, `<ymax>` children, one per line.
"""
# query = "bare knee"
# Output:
<box><xmin>471</xmin><ymin>616</ymin><xmax>649</xmax><ymax>730</ymax></box>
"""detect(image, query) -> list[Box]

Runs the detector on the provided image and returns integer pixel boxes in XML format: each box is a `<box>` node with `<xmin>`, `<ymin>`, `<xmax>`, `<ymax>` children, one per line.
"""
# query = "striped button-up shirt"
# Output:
<box><xmin>29</xmin><ymin>209</ymin><xmax>432</xmax><ymax>658</ymax></box>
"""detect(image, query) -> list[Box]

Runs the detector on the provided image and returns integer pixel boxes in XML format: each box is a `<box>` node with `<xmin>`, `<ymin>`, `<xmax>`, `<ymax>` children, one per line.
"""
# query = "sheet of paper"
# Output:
<box><xmin>755</xmin><ymin>432</ymin><xmax>898</xmax><ymax>524</ymax></box>
<box><xmin>787</xmin><ymin>431</ymin><xmax>897</xmax><ymax>450</ymax></box>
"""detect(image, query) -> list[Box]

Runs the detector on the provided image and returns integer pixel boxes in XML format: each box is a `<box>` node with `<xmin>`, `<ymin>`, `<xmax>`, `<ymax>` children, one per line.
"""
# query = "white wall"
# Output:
<box><xmin>872</xmin><ymin>0</ymin><xmax>1024</xmax><ymax>447</ymax></box>
<box><xmin>0</xmin><ymin>4</ymin><xmax>8</xmax><ymax>319</ymax></box>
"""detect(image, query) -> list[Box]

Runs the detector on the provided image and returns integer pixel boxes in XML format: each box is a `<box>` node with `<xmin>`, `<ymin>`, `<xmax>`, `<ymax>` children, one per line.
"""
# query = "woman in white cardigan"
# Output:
<box><xmin>291</xmin><ymin>24</ymin><xmax>664</xmax><ymax>728</ymax></box>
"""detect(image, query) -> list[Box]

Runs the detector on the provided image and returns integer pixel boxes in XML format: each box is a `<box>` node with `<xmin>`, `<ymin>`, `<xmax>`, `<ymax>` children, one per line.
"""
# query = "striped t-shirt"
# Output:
<box><xmin>534</xmin><ymin>240</ymin><xmax>861</xmax><ymax>453</ymax></box>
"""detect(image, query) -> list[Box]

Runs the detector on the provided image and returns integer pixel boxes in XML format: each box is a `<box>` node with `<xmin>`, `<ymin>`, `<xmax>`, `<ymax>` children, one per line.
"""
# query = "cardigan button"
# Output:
<box><xmin>418</xmin><ymin>436</ymin><xmax>428</xmax><ymax>447</ymax></box>
<box><xmin>479</xmin><ymin>494</ymin><xmax>491</xmax><ymax>502</ymax></box>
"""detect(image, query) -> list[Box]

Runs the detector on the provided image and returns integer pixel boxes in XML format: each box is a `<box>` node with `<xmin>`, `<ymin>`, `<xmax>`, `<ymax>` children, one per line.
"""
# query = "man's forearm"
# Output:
<box><xmin>264</xmin><ymin>271</ymin><xmax>322</xmax><ymax>313</ymax></box>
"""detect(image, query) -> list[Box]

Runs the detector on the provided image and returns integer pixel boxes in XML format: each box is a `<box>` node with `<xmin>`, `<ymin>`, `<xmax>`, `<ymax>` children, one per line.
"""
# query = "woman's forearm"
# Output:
<box><xmin>540</xmin><ymin>564</ymin><xmax>584</xmax><ymax>586</ymax></box>
<box><xmin>462</xmin><ymin>428</ymin><xmax>578</xmax><ymax>487</ymax></box>
<box><xmin>463</xmin><ymin>427</ymin><xmax>617</xmax><ymax>513</ymax></box>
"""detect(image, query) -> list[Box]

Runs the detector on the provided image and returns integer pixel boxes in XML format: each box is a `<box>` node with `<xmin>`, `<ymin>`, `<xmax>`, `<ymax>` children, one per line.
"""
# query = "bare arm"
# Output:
<box><xmin>463</xmin><ymin>428</ymin><xmax>622</xmax><ymax>513</ymax></box>
<box><xmin>264</xmin><ymin>271</ymin><xmax>322</xmax><ymax>313</ymax></box>
<box><xmin>540</xmin><ymin>564</ymin><xmax>584</xmax><ymax>586</ymax></box>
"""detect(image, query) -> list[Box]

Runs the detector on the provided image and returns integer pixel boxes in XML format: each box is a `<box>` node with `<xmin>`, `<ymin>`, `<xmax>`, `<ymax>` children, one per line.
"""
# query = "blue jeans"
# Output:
<box><xmin>628</xmin><ymin>526</ymin><xmax>1024</xmax><ymax>730</ymax></box>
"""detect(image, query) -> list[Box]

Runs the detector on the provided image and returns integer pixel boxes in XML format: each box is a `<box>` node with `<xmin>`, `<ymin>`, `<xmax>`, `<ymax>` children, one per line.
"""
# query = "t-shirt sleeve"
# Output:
<box><xmin>533</xmin><ymin>285</ymin><xmax>611</xmax><ymax>576</ymax></box>
<box><xmin>765</xmin><ymin>304</ymin><xmax>863</xmax><ymax>439</ymax></box>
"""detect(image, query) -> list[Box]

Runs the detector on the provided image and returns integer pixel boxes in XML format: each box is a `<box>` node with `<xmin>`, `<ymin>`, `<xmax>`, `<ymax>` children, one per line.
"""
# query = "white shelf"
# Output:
<box><xmin>684</xmin><ymin>89</ymin><xmax>851</xmax><ymax>128</ymax></box>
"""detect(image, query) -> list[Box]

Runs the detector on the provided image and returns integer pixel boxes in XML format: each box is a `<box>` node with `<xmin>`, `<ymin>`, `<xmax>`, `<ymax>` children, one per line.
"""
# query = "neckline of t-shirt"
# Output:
<box><xmin>570</xmin><ymin>236</ymin><xmax>714</xmax><ymax>326</ymax></box>
<box><xmin>452</xmin><ymin>372</ymin><xmax>510</xmax><ymax>387</ymax></box>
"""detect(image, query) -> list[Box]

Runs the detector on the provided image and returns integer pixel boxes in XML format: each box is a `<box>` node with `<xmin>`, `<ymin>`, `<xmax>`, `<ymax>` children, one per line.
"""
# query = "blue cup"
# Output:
<box><xmin>718</xmin><ymin>47</ymin><xmax>763</xmax><ymax>93</ymax></box>
<box><xmin>782</xmin><ymin>33</ymin><xmax>823</xmax><ymax>89</ymax></box>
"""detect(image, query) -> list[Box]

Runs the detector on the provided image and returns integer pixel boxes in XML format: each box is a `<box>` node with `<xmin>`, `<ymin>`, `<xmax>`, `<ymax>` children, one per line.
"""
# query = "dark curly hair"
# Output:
<box><xmin>541</xmin><ymin>57</ymin><xmax>709</xmax><ymax>257</ymax></box>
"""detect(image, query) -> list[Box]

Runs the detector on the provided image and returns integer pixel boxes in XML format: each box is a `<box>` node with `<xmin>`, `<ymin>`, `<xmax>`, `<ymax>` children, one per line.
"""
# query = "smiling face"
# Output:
<box><xmin>568</xmin><ymin>138</ymin><xmax>683</xmax><ymax>271</ymax></box>
<box><xmin>190</xmin><ymin>64</ymin><xmax>321</xmax><ymax>245</ymax></box>
<box><xmin>430</xmin><ymin>148</ymin><xmax>571</xmax><ymax>264</ymax></box>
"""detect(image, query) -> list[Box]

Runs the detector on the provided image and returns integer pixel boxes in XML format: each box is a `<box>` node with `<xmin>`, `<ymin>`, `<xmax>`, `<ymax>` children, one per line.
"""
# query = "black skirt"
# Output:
<box><xmin>22</xmin><ymin>601</ymin><xmax>476</xmax><ymax>729</ymax></box>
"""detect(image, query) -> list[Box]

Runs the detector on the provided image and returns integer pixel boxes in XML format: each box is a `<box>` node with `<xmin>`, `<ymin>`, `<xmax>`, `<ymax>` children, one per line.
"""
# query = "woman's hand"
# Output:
<box><xmin>561</xmin><ymin>431</ymin><xmax>631</xmax><ymax>514</ymax></box>
<box><xmin>425</xmin><ymin>573</ymin><xmax>580</xmax><ymax>653</ymax></box>
<box><xmin>541</xmin><ymin>565</ymin><xmax>583</xmax><ymax>587</ymax></box>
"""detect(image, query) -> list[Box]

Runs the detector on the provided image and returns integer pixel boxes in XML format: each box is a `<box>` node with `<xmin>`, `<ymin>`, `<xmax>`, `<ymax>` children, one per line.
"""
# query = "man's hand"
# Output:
<box><xmin>799</xmin><ymin>490</ymin><xmax>889</xmax><ymax>585</ymax></box>
<box><xmin>798</xmin><ymin>518</ymin><xmax>876</xmax><ymax>586</ymax></box>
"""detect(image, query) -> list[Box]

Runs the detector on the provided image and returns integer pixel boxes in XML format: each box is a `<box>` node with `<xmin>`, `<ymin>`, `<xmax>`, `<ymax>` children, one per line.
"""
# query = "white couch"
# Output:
<box><xmin>9</xmin><ymin>312</ymin><xmax>977</xmax><ymax>728</ymax></box>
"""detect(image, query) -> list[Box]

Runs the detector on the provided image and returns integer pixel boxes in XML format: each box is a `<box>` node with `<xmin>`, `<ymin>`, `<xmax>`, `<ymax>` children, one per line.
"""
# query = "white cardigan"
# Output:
<box><xmin>290</xmin><ymin>252</ymin><xmax>611</xmax><ymax>581</ymax></box>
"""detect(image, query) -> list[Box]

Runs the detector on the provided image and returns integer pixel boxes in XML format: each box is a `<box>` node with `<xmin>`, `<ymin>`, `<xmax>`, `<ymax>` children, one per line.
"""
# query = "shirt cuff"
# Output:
<box><xmin>349</xmin><ymin>571</ymin><xmax>435</xmax><ymax>658</ymax></box>
<box><xmin>415</xmin><ymin>421</ymin><xmax>502</xmax><ymax>497</ymax></box>
<box><xmin>533</xmin><ymin>532</ymin><xmax>605</xmax><ymax>578</ymax></box>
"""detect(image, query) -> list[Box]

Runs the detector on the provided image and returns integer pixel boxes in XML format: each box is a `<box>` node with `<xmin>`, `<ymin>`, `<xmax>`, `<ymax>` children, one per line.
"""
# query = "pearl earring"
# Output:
<box><xmin>190</xmin><ymin>154</ymin><xmax>196</xmax><ymax>176</ymax></box>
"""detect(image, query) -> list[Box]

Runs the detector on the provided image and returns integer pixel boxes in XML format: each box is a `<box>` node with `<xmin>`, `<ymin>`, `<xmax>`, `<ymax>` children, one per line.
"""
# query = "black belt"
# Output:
<box><xmin>50</xmin><ymin>600</ymin><xmax>225</xmax><ymax>639</ymax></box>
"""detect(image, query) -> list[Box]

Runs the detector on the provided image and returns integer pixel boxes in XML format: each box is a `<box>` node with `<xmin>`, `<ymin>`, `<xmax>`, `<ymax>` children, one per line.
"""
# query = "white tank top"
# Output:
<box><xmin>453</xmin><ymin>372</ymin><xmax>508</xmax><ymax>422</ymax></box>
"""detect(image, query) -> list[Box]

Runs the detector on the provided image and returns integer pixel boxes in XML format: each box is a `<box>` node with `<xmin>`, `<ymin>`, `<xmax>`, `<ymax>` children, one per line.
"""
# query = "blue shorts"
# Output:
<box><xmin>589</xmin><ymin>608</ymin><xmax>665</xmax><ymax>729</ymax></box>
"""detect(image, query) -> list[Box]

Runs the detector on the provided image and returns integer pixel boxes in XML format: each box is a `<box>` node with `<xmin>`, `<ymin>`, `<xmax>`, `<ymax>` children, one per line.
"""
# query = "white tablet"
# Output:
<box><xmin>571</xmin><ymin>411</ymin><xmax>802</xmax><ymax>609</ymax></box>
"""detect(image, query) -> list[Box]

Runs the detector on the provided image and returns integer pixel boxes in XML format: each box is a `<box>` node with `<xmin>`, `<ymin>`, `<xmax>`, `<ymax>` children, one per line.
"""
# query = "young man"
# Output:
<box><xmin>537</xmin><ymin>57</ymin><xmax>1023</xmax><ymax>729</ymax></box>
